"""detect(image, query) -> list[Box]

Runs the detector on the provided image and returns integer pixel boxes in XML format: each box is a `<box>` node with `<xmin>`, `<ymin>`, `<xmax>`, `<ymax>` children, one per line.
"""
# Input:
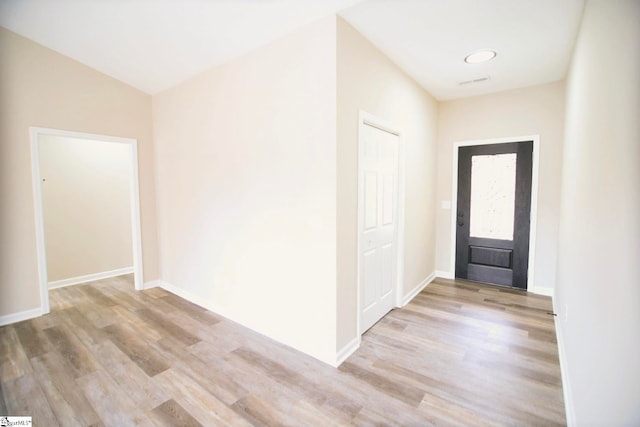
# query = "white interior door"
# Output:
<box><xmin>359</xmin><ymin>122</ymin><xmax>399</xmax><ymax>334</ymax></box>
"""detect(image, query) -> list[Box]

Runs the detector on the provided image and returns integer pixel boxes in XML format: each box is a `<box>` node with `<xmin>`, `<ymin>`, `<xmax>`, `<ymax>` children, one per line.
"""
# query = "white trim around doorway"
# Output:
<box><xmin>29</xmin><ymin>127</ymin><xmax>145</xmax><ymax>315</ymax></box>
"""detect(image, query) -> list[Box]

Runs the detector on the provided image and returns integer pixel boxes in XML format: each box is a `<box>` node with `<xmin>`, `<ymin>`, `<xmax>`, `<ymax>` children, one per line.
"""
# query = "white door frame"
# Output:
<box><xmin>30</xmin><ymin>127</ymin><xmax>145</xmax><ymax>315</ymax></box>
<box><xmin>356</xmin><ymin>111</ymin><xmax>405</xmax><ymax>336</ymax></box>
<box><xmin>449</xmin><ymin>135</ymin><xmax>540</xmax><ymax>293</ymax></box>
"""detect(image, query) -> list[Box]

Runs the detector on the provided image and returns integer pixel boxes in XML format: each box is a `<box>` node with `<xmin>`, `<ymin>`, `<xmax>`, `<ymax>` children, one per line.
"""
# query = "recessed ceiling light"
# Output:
<box><xmin>464</xmin><ymin>50</ymin><xmax>497</xmax><ymax>64</ymax></box>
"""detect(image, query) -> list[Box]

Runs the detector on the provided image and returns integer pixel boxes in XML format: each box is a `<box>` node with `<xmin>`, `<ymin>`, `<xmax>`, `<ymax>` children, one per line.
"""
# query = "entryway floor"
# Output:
<box><xmin>0</xmin><ymin>275</ymin><xmax>565</xmax><ymax>425</ymax></box>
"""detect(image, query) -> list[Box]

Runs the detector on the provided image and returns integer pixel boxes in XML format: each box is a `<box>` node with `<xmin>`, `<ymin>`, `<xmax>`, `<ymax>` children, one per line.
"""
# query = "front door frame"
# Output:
<box><xmin>449</xmin><ymin>135</ymin><xmax>540</xmax><ymax>293</ymax></box>
<box><xmin>30</xmin><ymin>127</ymin><xmax>145</xmax><ymax>315</ymax></box>
<box><xmin>357</xmin><ymin>111</ymin><xmax>405</xmax><ymax>336</ymax></box>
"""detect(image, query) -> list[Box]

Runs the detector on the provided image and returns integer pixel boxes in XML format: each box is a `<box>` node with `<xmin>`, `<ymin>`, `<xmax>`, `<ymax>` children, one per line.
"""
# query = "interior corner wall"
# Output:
<box><xmin>555</xmin><ymin>0</ymin><xmax>640</xmax><ymax>424</ymax></box>
<box><xmin>0</xmin><ymin>27</ymin><xmax>158</xmax><ymax>318</ymax></box>
<box><xmin>336</xmin><ymin>17</ymin><xmax>438</xmax><ymax>351</ymax></box>
<box><xmin>152</xmin><ymin>16</ymin><xmax>338</xmax><ymax>364</ymax></box>
<box><xmin>436</xmin><ymin>81</ymin><xmax>566</xmax><ymax>292</ymax></box>
<box><xmin>39</xmin><ymin>135</ymin><xmax>133</xmax><ymax>283</ymax></box>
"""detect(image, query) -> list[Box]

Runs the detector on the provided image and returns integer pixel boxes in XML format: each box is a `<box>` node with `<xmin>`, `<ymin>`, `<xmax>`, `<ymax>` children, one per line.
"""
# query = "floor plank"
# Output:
<box><xmin>134</xmin><ymin>307</ymin><xmax>201</xmax><ymax>346</ymax></box>
<box><xmin>76</xmin><ymin>369</ymin><xmax>155</xmax><ymax>426</ymax></box>
<box><xmin>2</xmin><ymin>372</ymin><xmax>58</xmax><ymax>424</ymax></box>
<box><xmin>42</xmin><ymin>323</ymin><xmax>101</xmax><ymax>378</ymax></box>
<box><xmin>149</xmin><ymin>398</ymin><xmax>202</xmax><ymax>427</ymax></box>
<box><xmin>14</xmin><ymin>320</ymin><xmax>54</xmax><ymax>358</ymax></box>
<box><xmin>154</xmin><ymin>366</ymin><xmax>252</xmax><ymax>427</ymax></box>
<box><xmin>101</xmin><ymin>322</ymin><xmax>171</xmax><ymax>377</ymax></box>
<box><xmin>0</xmin><ymin>326</ymin><xmax>33</xmax><ymax>382</ymax></box>
<box><xmin>0</xmin><ymin>381</ymin><xmax>7</xmax><ymax>414</ymax></box>
<box><xmin>90</xmin><ymin>339</ymin><xmax>169</xmax><ymax>411</ymax></box>
<box><xmin>30</xmin><ymin>351</ymin><xmax>100</xmax><ymax>426</ymax></box>
<box><xmin>0</xmin><ymin>274</ymin><xmax>566</xmax><ymax>425</ymax></box>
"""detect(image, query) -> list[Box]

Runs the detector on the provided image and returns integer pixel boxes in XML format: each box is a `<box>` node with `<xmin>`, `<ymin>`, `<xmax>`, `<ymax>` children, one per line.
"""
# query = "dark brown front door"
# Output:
<box><xmin>455</xmin><ymin>141</ymin><xmax>533</xmax><ymax>289</ymax></box>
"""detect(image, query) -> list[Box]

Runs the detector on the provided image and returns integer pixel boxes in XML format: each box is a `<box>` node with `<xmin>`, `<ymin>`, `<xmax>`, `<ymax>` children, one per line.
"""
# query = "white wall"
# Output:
<box><xmin>436</xmin><ymin>82</ymin><xmax>566</xmax><ymax>293</ymax></box>
<box><xmin>39</xmin><ymin>135</ymin><xmax>133</xmax><ymax>284</ymax></box>
<box><xmin>555</xmin><ymin>0</ymin><xmax>640</xmax><ymax>425</ymax></box>
<box><xmin>336</xmin><ymin>17</ymin><xmax>438</xmax><ymax>351</ymax></box>
<box><xmin>153</xmin><ymin>17</ymin><xmax>337</xmax><ymax>364</ymax></box>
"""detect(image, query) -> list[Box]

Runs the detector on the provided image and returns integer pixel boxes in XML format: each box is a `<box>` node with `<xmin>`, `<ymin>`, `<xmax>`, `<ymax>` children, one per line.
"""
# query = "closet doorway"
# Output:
<box><xmin>30</xmin><ymin>127</ymin><xmax>144</xmax><ymax>314</ymax></box>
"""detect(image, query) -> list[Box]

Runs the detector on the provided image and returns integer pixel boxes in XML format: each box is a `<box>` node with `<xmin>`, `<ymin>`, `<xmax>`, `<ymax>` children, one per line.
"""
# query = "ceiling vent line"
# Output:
<box><xmin>458</xmin><ymin>75</ymin><xmax>491</xmax><ymax>85</ymax></box>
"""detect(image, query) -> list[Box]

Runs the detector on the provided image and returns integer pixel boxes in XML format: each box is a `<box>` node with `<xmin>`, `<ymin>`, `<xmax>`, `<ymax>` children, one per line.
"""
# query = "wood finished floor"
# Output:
<box><xmin>0</xmin><ymin>275</ymin><xmax>565</xmax><ymax>426</ymax></box>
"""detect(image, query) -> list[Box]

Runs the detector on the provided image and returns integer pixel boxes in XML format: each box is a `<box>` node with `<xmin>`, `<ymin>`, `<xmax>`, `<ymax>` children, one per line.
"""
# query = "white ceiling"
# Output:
<box><xmin>339</xmin><ymin>0</ymin><xmax>584</xmax><ymax>99</ymax></box>
<box><xmin>0</xmin><ymin>0</ymin><xmax>584</xmax><ymax>99</ymax></box>
<box><xmin>0</xmin><ymin>0</ymin><xmax>362</xmax><ymax>94</ymax></box>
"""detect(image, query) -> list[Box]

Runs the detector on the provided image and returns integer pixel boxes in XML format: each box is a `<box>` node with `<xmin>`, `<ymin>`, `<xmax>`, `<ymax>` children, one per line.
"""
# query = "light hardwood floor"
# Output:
<box><xmin>0</xmin><ymin>275</ymin><xmax>565</xmax><ymax>426</ymax></box>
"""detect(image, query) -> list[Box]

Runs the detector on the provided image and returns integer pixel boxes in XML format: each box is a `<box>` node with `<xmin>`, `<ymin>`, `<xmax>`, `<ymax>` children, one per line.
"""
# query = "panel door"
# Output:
<box><xmin>455</xmin><ymin>141</ymin><xmax>533</xmax><ymax>289</ymax></box>
<box><xmin>359</xmin><ymin>123</ymin><xmax>399</xmax><ymax>333</ymax></box>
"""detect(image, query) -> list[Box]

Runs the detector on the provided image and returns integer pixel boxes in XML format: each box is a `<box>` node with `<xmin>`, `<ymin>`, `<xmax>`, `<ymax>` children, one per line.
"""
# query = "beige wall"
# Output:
<box><xmin>436</xmin><ymin>82</ymin><xmax>566</xmax><ymax>292</ymax></box>
<box><xmin>0</xmin><ymin>28</ymin><xmax>158</xmax><ymax>318</ymax></box>
<box><xmin>336</xmin><ymin>17</ymin><xmax>438</xmax><ymax>351</ymax></box>
<box><xmin>153</xmin><ymin>17</ymin><xmax>338</xmax><ymax>364</ymax></box>
<box><xmin>39</xmin><ymin>135</ymin><xmax>133</xmax><ymax>283</ymax></box>
<box><xmin>555</xmin><ymin>0</ymin><xmax>640</xmax><ymax>424</ymax></box>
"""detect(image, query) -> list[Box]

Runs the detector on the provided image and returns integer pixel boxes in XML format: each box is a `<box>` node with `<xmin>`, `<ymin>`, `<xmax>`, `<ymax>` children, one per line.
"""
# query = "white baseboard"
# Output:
<box><xmin>157</xmin><ymin>280</ymin><xmax>353</xmax><ymax>368</ymax></box>
<box><xmin>553</xmin><ymin>296</ymin><xmax>576</xmax><ymax>426</ymax></box>
<box><xmin>401</xmin><ymin>272</ymin><xmax>436</xmax><ymax>306</ymax></box>
<box><xmin>142</xmin><ymin>280</ymin><xmax>162</xmax><ymax>290</ymax></box>
<box><xmin>435</xmin><ymin>270</ymin><xmax>454</xmax><ymax>279</ymax></box>
<box><xmin>532</xmin><ymin>286</ymin><xmax>554</xmax><ymax>297</ymax></box>
<box><xmin>157</xmin><ymin>280</ymin><xmax>218</xmax><ymax>314</ymax></box>
<box><xmin>48</xmin><ymin>267</ymin><xmax>134</xmax><ymax>289</ymax></box>
<box><xmin>334</xmin><ymin>336</ymin><xmax>360</xmax><ymax>367</ymax></box>
<box><xmin>0</xmin><ymin>307</ymin><xmax>42</xmax><ymax>327</ymax></box>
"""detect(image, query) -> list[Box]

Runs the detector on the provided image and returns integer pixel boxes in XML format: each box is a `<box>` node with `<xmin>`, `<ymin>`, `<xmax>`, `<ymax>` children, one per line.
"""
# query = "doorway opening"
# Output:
<box><xmin>30</xmin><ymin>127</ymin><xmax>144</xmax><ymax>315</ymax></box>
<box><xmin>450</xmin><ymin>136</ymin><xmax>539</xmax><ymax>291</ymax></box>
<box><xmin>357</xmin><ymin>112</ymin><xmax>405</xmax><ymax>335</ymax></box>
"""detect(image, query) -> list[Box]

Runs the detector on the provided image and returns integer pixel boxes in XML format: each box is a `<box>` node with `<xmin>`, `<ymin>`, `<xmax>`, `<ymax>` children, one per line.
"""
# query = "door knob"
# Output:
<box><xmin>458</xmin><ymin>221</ymin><xmax>464</xmax><ymax>226</ymax></box>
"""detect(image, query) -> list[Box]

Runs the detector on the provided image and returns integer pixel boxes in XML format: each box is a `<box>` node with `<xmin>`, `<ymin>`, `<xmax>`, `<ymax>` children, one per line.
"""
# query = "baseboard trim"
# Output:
<box><xmin>142</xmin><ymin>280</ymin><xmax>162</xmax><ymax>290</ymax></box>
<box><xmin>158</xmin><ymin>280</ymin><xmax>346</xmax><ymax>367</ymax></box>
<box><xmin>48</xmin><ymin>267</ymin><xmax>134</xmax><ymax>289</ymax></box>
<box><xmin>532</xmin><ymin>286</ymin><xmax>554</xmax><ymax>297</ymax></box>
<box><xmin>157</xmin><ymin>280</ymin><xmax>217</xmax><ymax>314</ymax></box>
<box><xmin>334</xmin><ymin>336</ymin><xmax>360</xmax><ymax>367</ymax></box>
<box><xmin>435</xmin><ymin>270</ymin><xmax>454</xmax><ymax>279</ymax></box>
<box><xmin>553</xmin><ymin>296</ymin><xmax>576</xmax><ymax>426</ymax></box>
<box><xmin>401</xmin><ymin>272</ymin><xmax>436</xmax><ymax>306</ymax></box>
<box><xmin>0</xmin><ymin>307</ymin><xmax>42</xmax><ymax>327</ymax></box>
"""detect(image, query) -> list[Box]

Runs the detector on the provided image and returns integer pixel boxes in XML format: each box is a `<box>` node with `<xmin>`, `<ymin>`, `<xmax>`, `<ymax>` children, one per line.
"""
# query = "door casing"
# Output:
<box><xmin>356</xmin><ymin>111</ymin><xmax>405</xmax><ymax>336</ymax></box>
<box><xmin>448</xmin><ymin>135</ymin><xmax>541</xmax><ymax>293</ymax></box>
<box><xmin>30</xmin><ymin>127</ymin><xmax>145</xmax><ymax>315</ymax></box>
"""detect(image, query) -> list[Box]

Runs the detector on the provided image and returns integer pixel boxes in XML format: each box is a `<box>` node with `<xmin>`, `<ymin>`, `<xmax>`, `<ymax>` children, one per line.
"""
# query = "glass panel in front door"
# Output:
<box><xmin>469</xmin><ymin>153</ymin><xmax>517</xmax><ymax>240</ymax></box>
